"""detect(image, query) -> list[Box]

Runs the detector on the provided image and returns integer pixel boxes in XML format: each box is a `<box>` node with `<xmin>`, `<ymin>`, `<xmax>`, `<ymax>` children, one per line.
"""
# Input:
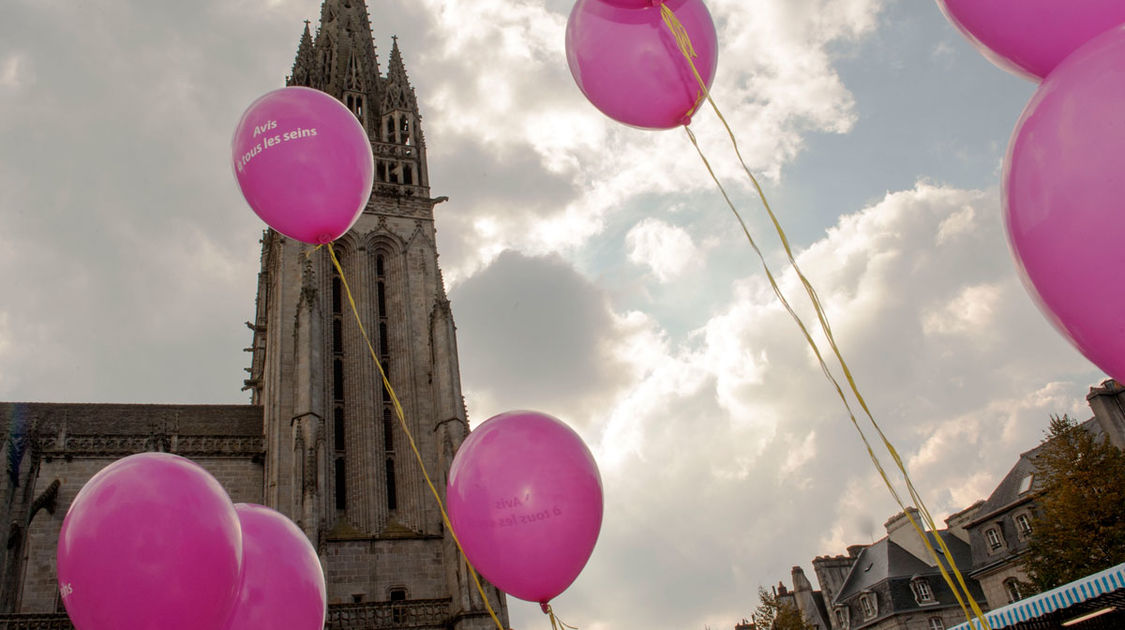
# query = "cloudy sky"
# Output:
<box><xmin>0</xmin><ymin>0</ymin><xmax>1112</xmax><ymax>628</ymax></box>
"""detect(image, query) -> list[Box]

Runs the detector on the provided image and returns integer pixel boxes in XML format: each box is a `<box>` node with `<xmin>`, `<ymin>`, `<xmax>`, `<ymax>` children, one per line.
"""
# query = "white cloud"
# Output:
<box><xmin>490</xmin><ymin>181</ymin><xmax>1103</xmax><ymax>629</ymax></box>
<box><xmin>922</xmin><ymin>282</ymin><xmax>1002</xmax><ymax>336</ymax></box>
<box><xmin>625</xmin><ymin>218</ymin><xmax>705</xmax><ymax>282</ymax></box>
<box><xmin>0</xmin><ymin>52</ymin><xmax>32</xmax><ymax>89</ymax></box>
<box><xmin>410</xmin><ymin>0</ymin><xmax>887</xmax><ymax>280</ymax></box>
<box><xmin>0</xmin><ymin>312</ymin><xmax>9</xmax><ymax>386</ymax></box>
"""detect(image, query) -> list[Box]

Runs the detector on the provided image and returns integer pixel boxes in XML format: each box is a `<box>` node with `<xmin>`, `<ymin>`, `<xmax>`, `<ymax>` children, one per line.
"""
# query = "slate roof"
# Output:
<box><xmin>974</xmin><ymin>418</ymin><xmax>1101</xmax><ymax>519</ymax></box>
<box><xmin>967</xmin><ymin>417</ymin><xmax>1104</xmax><ymax>570</ymax></box>
<box><xmin>837</xmin><ymin>530</ymin><xmax>974</xmax><ymax>602</ymax></box>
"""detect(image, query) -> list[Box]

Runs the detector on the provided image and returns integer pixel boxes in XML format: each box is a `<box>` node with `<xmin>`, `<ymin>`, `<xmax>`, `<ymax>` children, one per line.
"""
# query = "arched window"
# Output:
<box><xmin>334</xmin><ymin>407</ymin><xmax>346</xmax><ymax>452</ymax></box>
<box><xmin>383</xmin><ymin>409</ymin><xmax>394</xmax><ymax>452</ymax></box>
<box><xmin>399</xmin><ymin>116</ymin><xmax>412</xmax><ymax>146</ymax></box>
<box><xmin>333</xmin><ymin>359</ymin><xmax>344</xmax><ymax>400</ymax></box>
<box><xmin>385</xmin><ymin>458</ymin><xmax>397</xmax><ymax>511</ymax></box>
<box><xmin>334</xmin><ymin>458</ymin><xmax>347</xmax><ymax>511</ymax></box>
<box><xmin>384</xmin><ymin>116</ymin><xmax>395</xmax><ymax>143</ymax></box>
<box><xmin>376</xmin><ymin>252</ymin><xmax>397</xmax><ymax>512</ymax></box>
<box><xmin>1004</xmin><ymin>578</ymin><xmax>1022</xmax><ymax>603</ymax></box>
<box><xmin>390</xmin><ymin>588</ymin><xmax>407</xmax><ymax>624</ymax></box>
<box><xmin>331</xmin><ymin>252</ymin><xmax>347</xmax><ymax>512</ymax></box>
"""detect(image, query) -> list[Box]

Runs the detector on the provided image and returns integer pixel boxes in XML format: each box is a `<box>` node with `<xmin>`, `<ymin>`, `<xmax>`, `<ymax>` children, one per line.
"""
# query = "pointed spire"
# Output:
<box><xmin>288</xmin><ymin>20</ymin><xmax>320</xmax><ymax>88</ymax></box>
<box><xmin>314</xmin><ymin>0</ymin><xmax>381</xmax><ymax>95</ymax></box>
<box><xmin>382</xmin><ymin>35</ymin><xmax>419</xmax><ymax>114</ymax></box>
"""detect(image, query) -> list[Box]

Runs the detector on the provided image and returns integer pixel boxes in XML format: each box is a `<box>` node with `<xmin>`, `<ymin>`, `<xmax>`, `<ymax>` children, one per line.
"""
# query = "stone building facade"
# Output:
<box><xmin>809</xmin><ymin>509</ymin><xmax>982</xmax><ymax>630</ymax></box>
<box><xmin>757</xmin><ymin>380</ymin><xmax>1125</xmax><ymax>630</ymax></box>
<box><xmin>0</xmin><ymin>2</ymin><xmax>508</xmax><ymax>629</ymax></box>
<box><xmin>959</xmin><ymin>380</ymin><xmax>1125</xmax><ymax>611</ymax></box>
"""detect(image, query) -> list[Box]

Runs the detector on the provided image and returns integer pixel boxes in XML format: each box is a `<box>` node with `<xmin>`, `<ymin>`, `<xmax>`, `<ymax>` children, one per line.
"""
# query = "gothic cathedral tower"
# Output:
<box><xmin>244</xmin><ymin>2</ymin><xmax>508</xmax><ymax>627</ymax></box>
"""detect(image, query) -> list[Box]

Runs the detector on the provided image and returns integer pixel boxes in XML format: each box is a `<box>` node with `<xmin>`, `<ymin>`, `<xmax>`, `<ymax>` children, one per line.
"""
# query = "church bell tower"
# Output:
<box><xmin>244</xmin><ymin>2</ymin><xmax>508</xmax><ymax>627</ymax></box>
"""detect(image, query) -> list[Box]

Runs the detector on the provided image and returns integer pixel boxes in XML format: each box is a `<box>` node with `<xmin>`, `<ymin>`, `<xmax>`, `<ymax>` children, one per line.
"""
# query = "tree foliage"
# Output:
<box><xmin>752</xmin><ymin>586</ymin><xmax>815</xmax><ymax>630</ymax></box>
<box><xmin>1021</xmin><ymin>414</ymin><xmax>1125</xmax><ymax>592</ymax></box>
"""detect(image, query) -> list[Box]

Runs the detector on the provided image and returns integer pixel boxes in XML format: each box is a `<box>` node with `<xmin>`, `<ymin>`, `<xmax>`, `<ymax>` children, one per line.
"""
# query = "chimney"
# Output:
<box><xmin>944</xmin><ymin>500</ymin><xmax>984</xmax><ymax>543</ymax></box>
<box><xmin>884</xmin><ymin>507</ymin><xmax>935</xmax><ymax>565</ymax></box>
<box><xmin>1087</xmin><ymin>379</ymin><xmax>1125</xmax><ymax>450</ymax></box>
<box><xmin>792</xmin><ymin>566</ymin><xmax>814</xmax><ymax>593</ymax></box>
<box><xmin>813</xmin><ymin>554</ymin><xmax>855</xmax><ymax>607</ymax></box>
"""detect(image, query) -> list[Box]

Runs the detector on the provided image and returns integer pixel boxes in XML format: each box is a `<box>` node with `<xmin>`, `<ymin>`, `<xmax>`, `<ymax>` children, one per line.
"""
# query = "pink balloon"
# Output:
<box><xmin>447</xmin><ymin>411</ymin><xmax>603</xmax><ymax>604</ymax></box>
<box><xmin>1004</xmin><ymin>25</ymin><xmax>1125</xmax><ymax>383</ymax></box>
<box><xmin>224</xmin><ymin>504</ymin><xmax>326</xmax><ymax>630</ymax></box>
<box><xmin>57</xmin><ymin>453</ymin><xmax>243</xmax><ymax>630</ymax></box>
<box><xmin>566</xmin><ymin>0</ymin><xmax>718</xmax><ymax>130</ymax></box>
<box><xmin>936</xmin><ymin>0</ymin><xmax>1125</xmax><ymax>80</ymax></box>
<box><xmin>232</xmin><ymin>86</ymin><xmax>374</xmax><ymax>244</ymax></box>
<box><xmin>595</xmin><ymin>0</ymin><xmax>656</xmax><ymax>8</ymax></box>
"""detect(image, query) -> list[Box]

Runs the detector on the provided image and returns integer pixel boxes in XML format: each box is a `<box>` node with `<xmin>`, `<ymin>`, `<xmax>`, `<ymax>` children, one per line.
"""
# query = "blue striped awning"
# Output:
<box><xmin>950</xmin><ymin>562</ymin><xmax>1125</xmax><ymax>630</ymax></box>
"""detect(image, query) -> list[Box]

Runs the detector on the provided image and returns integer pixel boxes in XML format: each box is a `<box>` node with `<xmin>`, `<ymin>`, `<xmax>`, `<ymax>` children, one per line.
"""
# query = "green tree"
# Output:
<box><xmin>752</xmin><ymin>586</ymin><xmax>814</xmax><ymax>630</ymax></box>
<box><xmin>1021</xmin><ymin>414</ymin><xmax>1125</xmax><ymax>592</ymax></box>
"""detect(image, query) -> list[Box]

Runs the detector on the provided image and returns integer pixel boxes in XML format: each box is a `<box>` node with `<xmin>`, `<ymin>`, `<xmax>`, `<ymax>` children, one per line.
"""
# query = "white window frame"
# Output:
<box><xmin>860</xmin><ymin>593</ymin><xmax>877</xmax><ymax>619</ymax></box>
<box><xmin>985</xmin><ymin>527</ymin><xmax>1004</xmax><ymax>551</ymax></box>
<box><xmin>1015</xmin><ymin>513</ymin><xmax>1032</xmax><ymax>538</ymax></box>
<box><xmin>1004</xmin><ymin>578</ymin><xmax>1022</xmax><ymax>604</ymax></box>
<box><xmin>912</xmin><ymin>577</ymin><xmax>935</xmax><ymax>603</ymax></box>
<box><xmin>928</xmin><ymin>616</ymin><xmax>945</xmax><ymax>630</ymax></box>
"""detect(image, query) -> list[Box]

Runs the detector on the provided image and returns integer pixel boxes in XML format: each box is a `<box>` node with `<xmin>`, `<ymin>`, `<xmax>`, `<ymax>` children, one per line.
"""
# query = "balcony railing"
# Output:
<box><xmin>327</xmin><ymin>598</ymin><xmax>451</xmax><ymax>630</ymax></box>
<box><xmin>0</xmin><ymin>598</ymin><xmax>452</xmax><ymax>630</ymax></box>
<box><xmin>0</xmin><ymin>614</ymin><xmax>73</xmax><ymax>630</ymax></box>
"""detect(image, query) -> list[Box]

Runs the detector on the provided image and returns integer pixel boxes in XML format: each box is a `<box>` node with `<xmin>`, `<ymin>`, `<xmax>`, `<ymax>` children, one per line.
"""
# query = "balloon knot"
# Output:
<box><xmin>540</xmin><ymin>602</ymin><xmax>551</xmax><ymax>615</ymax></box>
<box><xmin>679</xmin><ymin>113</ymin><xmax>693</xmax><ymax>127</ymax></box>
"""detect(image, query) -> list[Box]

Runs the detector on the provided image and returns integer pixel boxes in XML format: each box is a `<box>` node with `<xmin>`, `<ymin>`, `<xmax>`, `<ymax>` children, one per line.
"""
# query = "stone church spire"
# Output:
<box><xmin>383</xmin><ymin>36</ymin><xmax>419</xmax><ymax>116</ymax></box>
<box><xmin>249</xmin><ymin>2</ymin><xmax>507</xmax><ymax>627</ymax></box>
<box><xmin>287</xmin><ymin>21</ymin><xmax>320</xmax><ymax>89</ymax></box>
<box><xmin>308</xmin><ymin>0</ymin><xmax>382</xmax><ymax>131</ymax></box>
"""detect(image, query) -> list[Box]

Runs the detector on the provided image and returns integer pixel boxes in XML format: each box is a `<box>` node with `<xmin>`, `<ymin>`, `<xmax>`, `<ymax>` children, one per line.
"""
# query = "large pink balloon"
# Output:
<box><xmin>57</xmin><ymin>453</ymin><xmax>243</xmax><ymax>630</ymax></box>
<box><xmin>936</xmin><ymin>0</ymin><xmax>1125</xmax><ymax>80</ymax></box>
<box><xmin>232</xmin><ymin>86</ymin><xmax>374</xmax><ymax>244</ymax></box>
<box><xmin>224</xmin><ymin>504</ymin><xmax>326</xmax><ymax>630</ymax></box>
<box><xmin>566</xmin><ymin>0</ymin><xmax>718</xmax><ymax>130</ymax></box>
<box><xmin>596</xmin><ymin>0</ymin><xmax>656</xmax><ymax>8</ymax></box>
<box><xmin>447</xmin><ymin>411</ymin><xmax>603</xmax><ymax>604</ymax></box>
<box><xmin>1004</xmin><ymin>25</ymin><xmax>1125</xmax><ymax>383</ymax></box>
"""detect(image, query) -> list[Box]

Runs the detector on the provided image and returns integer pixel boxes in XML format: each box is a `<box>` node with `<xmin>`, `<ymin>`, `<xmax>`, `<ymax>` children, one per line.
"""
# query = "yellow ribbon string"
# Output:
<box><xmin>545</xmin><ymin>604</ymin><xmax>579</xmax><ymax>630</ymax></box>
<box><xmin>663</xmin><ymin>4</ymin><xmax>989</xmax><ymax>627</ymax></box>
<box><xmin>325</xmin><ymin>243</ymin><xmax>506</xmax><ymax>630</ymax></box>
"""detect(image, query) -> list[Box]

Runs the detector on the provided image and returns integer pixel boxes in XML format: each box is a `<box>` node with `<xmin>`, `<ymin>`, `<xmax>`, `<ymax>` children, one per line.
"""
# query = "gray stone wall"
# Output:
<box><xmin>0</xmin><ymin>402</ymin><xmax>265</xmax><ymax>614</ymax></box>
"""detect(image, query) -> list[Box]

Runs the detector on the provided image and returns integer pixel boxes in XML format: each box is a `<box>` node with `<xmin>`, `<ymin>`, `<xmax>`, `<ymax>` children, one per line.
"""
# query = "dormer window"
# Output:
<box><xmin>1015</xmin><ymin>513</ymin><xmax>1032</xmax><ymax>538</ymax></box>
<box><xmin>859</xmin><ymin>592</ymin><xmax>877</xmax><ymax>619</ymax></box>
<box><xmin>834</xmin><ymin>606</ymin><xmax>850</xmax><ymax>629</ymax></box>
<box><xmin>911</xmin><ymin>577</ymin><xmax>935</xmax><ymax>604</ymax></box>
<box><xmin>985</xmin><ymin>527</ymin><xmax>1004</xmax><ymax>551</ymax></box>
